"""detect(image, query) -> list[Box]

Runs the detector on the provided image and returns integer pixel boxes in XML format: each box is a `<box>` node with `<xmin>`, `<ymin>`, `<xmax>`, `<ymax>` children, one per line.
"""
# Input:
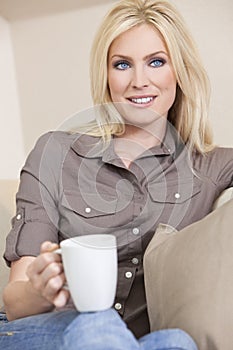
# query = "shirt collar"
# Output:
<box><xmin>71</xmin><ymin>123</ymin><xmax>182</xmax><ymax>161</ymax></box>
<box><xmin>71</xmin><ymin>133</ymin><xmax>105</xmax><ymax>158</ymax></box>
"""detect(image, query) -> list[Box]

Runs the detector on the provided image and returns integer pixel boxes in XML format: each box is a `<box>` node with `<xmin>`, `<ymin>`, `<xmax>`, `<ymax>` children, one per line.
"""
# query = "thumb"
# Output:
<box><xmin>40</xmin><ymin>241</ymin><xmax>59</xmax><ymax>254</ymax></box>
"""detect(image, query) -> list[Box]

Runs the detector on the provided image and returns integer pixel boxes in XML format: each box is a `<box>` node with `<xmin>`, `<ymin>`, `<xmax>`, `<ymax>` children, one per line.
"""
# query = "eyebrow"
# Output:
<box><xmin>109</xmin><ymin>51</ymin><xmax>169</xmax><ymax>61</ymax></box>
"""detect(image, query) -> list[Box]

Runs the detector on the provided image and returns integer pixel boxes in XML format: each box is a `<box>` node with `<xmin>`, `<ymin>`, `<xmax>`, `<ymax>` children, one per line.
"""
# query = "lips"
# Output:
<box><xmin>127</xmin><ymin>96</ymin><xmax>156</xmax><ymax>105</ymax></box>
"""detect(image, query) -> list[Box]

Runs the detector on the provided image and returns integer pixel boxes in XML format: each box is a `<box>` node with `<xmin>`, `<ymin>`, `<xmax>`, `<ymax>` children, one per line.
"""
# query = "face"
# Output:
<box><xmin>107</xmin><ymin>24</ymin><xmax>177</xmax><ymax>129</ymax></box>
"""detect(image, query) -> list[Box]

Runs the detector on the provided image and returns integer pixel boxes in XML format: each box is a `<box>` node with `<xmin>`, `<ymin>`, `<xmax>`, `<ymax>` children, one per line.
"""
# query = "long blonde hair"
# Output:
<box><xmin>88</xmin><ymin>0</ymin><xmax>214</xmax><ymax>153</ymax></box>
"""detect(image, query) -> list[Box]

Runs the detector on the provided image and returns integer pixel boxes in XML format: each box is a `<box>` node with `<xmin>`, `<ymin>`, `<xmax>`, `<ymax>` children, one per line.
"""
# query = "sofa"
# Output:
<box><xmin>144</xmin><ymin>188</ymin><xmax>233</xmax><ymax>350</ymax></box>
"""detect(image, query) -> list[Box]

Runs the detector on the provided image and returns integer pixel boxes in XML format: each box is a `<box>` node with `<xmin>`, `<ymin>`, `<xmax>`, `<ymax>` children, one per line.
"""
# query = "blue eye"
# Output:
<box><xmin>113</xmin><ymin>61</ymin><xmax>130</xmax><ymax>70</ymax></box>
<box><xmin>150</xmin><ymin>58</ymin><xmax>165</xmax><ymax>67</ymax></box>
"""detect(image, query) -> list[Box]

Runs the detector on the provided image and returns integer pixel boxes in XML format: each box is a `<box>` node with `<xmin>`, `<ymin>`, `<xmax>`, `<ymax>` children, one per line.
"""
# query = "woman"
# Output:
<box><xmin>1</xmin><ymin>0</ymin><xmax>233</xmax><ymax>348</ymax></box>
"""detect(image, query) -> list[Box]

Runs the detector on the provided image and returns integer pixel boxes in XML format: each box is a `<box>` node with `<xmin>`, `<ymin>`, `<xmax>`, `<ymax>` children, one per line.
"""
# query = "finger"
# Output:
<box><xmin>53</xmin><ymin>289</ymin><xmax>70</xmax><ymax>308</ymax></box>
<box><xmin>26</xmin><ymin>250</ymin><xmax>62</xmax><ymax>290</ymax></box>
<box><xmin>41</xmin><ymin>241</ymin><xmax>59</xmax><ymax>254</ymax></box>
<box><xmin>29</xmin><ymin>254</ymin><xmax>60</xmax><ymax>279</ymax></box>
<box><xmin>43</xmin><ymin>272</ymin><xmax>67</xmax><ymax>302</ymax></box>
<box><xmin>41</xmin><ymin>262</ymin><xmax>64</xmax><ymax>286</ymax></box>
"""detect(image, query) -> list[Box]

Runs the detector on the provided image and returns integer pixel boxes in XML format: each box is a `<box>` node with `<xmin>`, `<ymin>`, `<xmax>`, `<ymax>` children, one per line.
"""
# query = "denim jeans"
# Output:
<box><xmin>0</xmin><ymin>309</ymin><xmax>197</xmax><ymax>350</ymax></box>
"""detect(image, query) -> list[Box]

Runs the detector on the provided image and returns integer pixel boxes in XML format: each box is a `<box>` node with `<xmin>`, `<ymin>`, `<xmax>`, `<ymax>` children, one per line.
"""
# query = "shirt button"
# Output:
<box><xmin>174</xmin><ymin>193</ymin><xmax>181</xmax><ymax>199</ymax></box>
<box><xmin>16</xmin><ymin>213</ymin><xmax>22</xmax><ymax>220</ymax></box>
<box><xmin>131</xmin><ymin>257</ymin><xmax>139</xmax><ymax>265</ymax></box>
<box><xmin>85</xmin><ymin>207</ymin><xmax>91</xmax><ymax>213</ymax></box>
<box><xmin>125</xmin><ymin>271</ymin><xmax>133</xmax><ymax>279</ymax></box>
<box><xmin>114</xmin><ymin>303</ymin><xmax>122</xmax><ymax>311</ymax></box>
<box><xmin>132</xmin><ymin>227</ymin><xmax>140</xmax><ymax>235</ymax></box>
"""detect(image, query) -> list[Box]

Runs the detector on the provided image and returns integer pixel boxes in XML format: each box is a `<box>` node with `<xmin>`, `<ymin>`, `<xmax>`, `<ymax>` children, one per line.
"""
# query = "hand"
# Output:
<box><xmin>26</xmin><ymin>241</ymin><xmax>70</xmax><ymax>308</ymax></box>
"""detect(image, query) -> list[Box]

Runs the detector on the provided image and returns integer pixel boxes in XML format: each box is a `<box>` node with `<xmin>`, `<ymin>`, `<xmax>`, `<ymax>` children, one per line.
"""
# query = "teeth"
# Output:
<box><xmin>131</xmin><ymin>97</ymin><xmax>153</xmax><ymax>104</ymax></box>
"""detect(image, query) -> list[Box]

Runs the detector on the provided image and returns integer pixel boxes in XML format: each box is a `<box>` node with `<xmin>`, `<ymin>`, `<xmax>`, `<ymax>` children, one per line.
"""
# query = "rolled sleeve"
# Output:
<box><xmin>4</xmin><ymin>216</ymin><xmax>58</xmax><ymax>266</ymax></box>
<box><xmin>4</xmin><ymin>132</ymin><xmax>62</xmax><ymax>266</ymax></box>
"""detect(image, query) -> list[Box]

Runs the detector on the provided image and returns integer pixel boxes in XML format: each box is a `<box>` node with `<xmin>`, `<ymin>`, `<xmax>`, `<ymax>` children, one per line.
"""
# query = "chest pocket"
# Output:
<box><xmin>59</xmin><ymin>190</ymin><xmax>120</xmax><ymax>236</ymax></box>
<box><xmin>148</xmin><ymin>178</ymin><xmax>202</xmax><ymax>204</ymax></box>
<box><xmin>147</xmin><ymin>178</ymin><xmax>202</xmax><ymax>229</ymax></box>
<box><xmin>61</xmin><ymin>190</ymin><xmax>118</xmax><ymax>218</ymax></box>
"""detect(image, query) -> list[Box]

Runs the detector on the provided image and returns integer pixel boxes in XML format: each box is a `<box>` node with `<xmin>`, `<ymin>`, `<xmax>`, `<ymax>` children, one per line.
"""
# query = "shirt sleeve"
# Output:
<box><xmin>193</xmin><ymin>147</ymin><xmax>233</xmax><ymax>190</ymax></box>
<box><xmin>212</xmin><ymin>147</ymin><xmax>233</xmax><ymax>187</ymax></box>
<box><xmin>4</xmin><ymin>132</ymin><xmax>64</xmax><ymax>266</ymax></box>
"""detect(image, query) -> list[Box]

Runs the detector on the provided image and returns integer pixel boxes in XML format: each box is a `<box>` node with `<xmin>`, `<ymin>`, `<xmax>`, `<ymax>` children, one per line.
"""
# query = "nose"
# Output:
<box><xmin>131</xmin><ymin>65</ymin><xmax>149</xmax><ymax>89</ymax></box>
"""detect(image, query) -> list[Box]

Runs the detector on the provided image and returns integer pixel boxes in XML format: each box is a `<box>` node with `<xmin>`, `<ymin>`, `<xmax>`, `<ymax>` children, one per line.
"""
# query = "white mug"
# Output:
<box><xmin>56</xmin><ymin>234</ymin><xmax>118</xmax><ymax>312</ymax></box>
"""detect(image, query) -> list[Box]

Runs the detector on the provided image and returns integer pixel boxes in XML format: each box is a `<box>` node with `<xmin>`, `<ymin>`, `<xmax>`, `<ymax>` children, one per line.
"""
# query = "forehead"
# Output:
<box><xmin>109</xmin><ymin>24</ymin><xmax>167</xmax><ymax>56</ymax></box>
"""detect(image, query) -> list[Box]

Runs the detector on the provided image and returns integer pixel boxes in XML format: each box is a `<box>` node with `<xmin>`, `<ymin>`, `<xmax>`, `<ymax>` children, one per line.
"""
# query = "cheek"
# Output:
<box><xmin>108</xmin><ymin>72</ymin><xmax>129</xmax><ymax>97</ymax></box>
<box><xmin>160</xmin><ymin>71</ymin><xmax>177</xmax><ymax>102</ymax></box>
<box><xmin>159</xmin><ymin>69</ymin><xmax>176</xmax><ymax>89</ymax></box>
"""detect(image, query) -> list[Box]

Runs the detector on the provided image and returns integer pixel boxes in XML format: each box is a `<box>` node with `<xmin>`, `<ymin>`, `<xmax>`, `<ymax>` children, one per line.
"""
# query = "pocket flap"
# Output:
<box><xmin>148</xmin><ymin>179</ymin><xmax>202</xmax><ymax>204</ymax></box>
<box><xmin>61</xmin><ymin>190</ymin><xmax>118</xmax><ymax>218</ymax></box>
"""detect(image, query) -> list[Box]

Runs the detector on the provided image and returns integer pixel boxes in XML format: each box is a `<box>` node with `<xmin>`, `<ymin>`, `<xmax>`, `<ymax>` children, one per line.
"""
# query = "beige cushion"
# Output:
<box><xmin>212</xmin><ymin>187</ymin><xmax>233</xmax><ymax>210</ymax></box>
<box><xmin>144</xmin><ymin>194</ymin><xmax>233</xmax><ymax>350</ymax></box>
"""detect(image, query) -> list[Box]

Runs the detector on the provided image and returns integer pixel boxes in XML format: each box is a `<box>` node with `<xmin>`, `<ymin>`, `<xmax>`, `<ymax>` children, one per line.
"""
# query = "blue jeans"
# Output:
<box><xmin>0</xmin><ymin>309</ymin><xmax>197</xmax><ymax>350</ymax></box>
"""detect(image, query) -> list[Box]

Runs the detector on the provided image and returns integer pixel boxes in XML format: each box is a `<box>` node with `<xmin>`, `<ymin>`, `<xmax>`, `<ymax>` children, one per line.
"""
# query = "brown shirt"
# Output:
<box><xmin>4</xmin><ymin>129</ymin><xmax>233</xmax><ymax>338</ymax></box>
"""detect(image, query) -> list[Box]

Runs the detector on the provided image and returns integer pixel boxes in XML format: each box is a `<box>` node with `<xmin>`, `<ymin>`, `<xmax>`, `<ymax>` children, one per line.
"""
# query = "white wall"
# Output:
<box><xmin>10</xmin><ymin>2</ymin><xmax>115</xmax><ymax>154</ymax></box>
<box><xmin>0</xmin><ymin>0</ymin><xmax>233</xmax><ymax>181</ymax></box>
<box><xmin>170</xmin><ymin>0</ymin><xmax>233</xmax><ymax>147</ymax></box>
<box><xmin>0</xmin><ymin>16</ymin><xmax>25</xmax><ymax>179</ymax></box>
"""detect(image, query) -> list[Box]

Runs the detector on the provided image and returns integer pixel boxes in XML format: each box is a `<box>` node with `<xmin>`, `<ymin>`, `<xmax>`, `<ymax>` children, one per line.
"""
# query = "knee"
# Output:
<box><xmin>61</xmin><ymin>309</ymin><xmax>139</xmax><ymax>350</ymax></box>
<box><xmin>140</xmin><ymin>328</ymin><xmax>197</xmax><ymax>350</ymax></box>
<box><xmin>71</xmin><ymin>308</ymin><xmax>124</xmax><ymax>331</ymax></box>
<box><xmin>168</xmin><ymin>329</ymin><xmax>198</xmax><ymax>350</ymax></box>
<box><xmin>62</xmin><ymin>308</ymin><xmax>124</xmax><ymax>339</ymax></box>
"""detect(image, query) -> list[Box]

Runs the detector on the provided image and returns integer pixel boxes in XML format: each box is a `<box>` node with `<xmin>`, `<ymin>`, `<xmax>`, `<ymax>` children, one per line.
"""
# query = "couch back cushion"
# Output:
<box><xmin>144</xmin><ymin>189</ymin><xmax>233</xmax><ymax>350</ymax></box>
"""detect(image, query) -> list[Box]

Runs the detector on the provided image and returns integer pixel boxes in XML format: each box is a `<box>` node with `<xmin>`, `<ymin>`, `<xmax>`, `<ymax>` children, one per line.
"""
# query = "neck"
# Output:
<box><xmin>114</xmin><ymin>120</ymin><xmax>167</xmax><ymax>168</ymax></box>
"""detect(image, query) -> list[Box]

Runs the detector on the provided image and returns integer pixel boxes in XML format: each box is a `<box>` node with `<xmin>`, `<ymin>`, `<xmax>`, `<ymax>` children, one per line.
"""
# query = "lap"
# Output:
<box><xmin>0</xmin><ymin>309</ymin><xmax>197</xmax><ymax>350</ymax></box>
<box><xmin>0</xmin><ymin>310</ymin><xmax>78</xmax><ymax>350</ymax></box>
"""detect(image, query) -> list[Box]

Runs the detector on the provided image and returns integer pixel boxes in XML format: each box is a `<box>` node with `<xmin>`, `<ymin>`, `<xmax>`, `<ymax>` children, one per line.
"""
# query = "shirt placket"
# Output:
<box><xmin>113</xmin><ymin>169</ymin><xmax>145</xmax><ymax>315</ymax></box>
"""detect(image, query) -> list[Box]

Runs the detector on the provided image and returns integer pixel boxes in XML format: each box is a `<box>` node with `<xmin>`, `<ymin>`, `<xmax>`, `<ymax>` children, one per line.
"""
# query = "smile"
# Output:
<box><xmin>128</xmin><ymin>96</ymin><xmax>155</xmax><ymax>104</ymax></box>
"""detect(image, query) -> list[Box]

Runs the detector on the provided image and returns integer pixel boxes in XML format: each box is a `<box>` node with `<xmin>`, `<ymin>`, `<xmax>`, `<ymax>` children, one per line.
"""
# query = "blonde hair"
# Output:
<box><xmin>88</xmin><ymin>0</ymin><xmax>214</xmax><ymax>153</ymax></box>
